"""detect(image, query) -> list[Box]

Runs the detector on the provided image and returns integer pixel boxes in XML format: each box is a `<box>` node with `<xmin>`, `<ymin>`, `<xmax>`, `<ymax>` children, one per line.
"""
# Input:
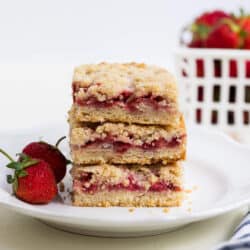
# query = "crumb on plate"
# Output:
<box><xmin>162</xmin><ymin>208</ymin><xmax>170</xmax><ymax>213</ymax></box>
<box><xmin>59</xmin><ymin>182</ymin><xmax>65</xmax><ymax>192</ymax></box>
<box><xmin>185</xmin><ymin>189</ymin><xmax>192</xmax><ymax>193</ymax></box>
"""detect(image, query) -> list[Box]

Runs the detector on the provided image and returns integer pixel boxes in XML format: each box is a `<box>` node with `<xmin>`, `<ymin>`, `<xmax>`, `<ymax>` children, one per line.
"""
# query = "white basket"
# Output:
<box><xmin>175</xmin><ymin>48</ymin><xmax>250</xmax><ymax>136</ymax></box>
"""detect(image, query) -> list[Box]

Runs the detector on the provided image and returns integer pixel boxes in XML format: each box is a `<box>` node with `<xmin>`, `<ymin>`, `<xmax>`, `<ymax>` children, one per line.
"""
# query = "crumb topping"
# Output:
<box><xmin>72</xmin><ymin>62</ymin><xmax>177</xmax><ymax>101</ymax></box>
<box><xmin>70</xmin><ymin>119</ymin><xmax>185</xmax><ymax>146</ymax></box>
<box><xmin>71</xmin><ymin>163</ymin><xmax>182</xmax><ymax>190</ymax></box>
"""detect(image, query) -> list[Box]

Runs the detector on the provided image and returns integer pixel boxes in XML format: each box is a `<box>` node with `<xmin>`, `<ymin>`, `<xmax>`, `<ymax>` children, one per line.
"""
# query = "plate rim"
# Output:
<box><xmin>0</xmin><ymin>124</ymin><xmax>250</xmax><ymax>227</ymax></box>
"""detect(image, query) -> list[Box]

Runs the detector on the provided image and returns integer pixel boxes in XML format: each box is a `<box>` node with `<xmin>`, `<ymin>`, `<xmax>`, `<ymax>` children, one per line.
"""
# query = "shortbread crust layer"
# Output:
<box><xmin>72</xmin><ymin>63</ymin><xmax>179</xmax><ymax>125</ymax></box>
<box><xmin>69</xmin><ymin>117</ymin><xmax>186</xmax><ymax>165</ymax></box>
<box><xmin>71</xmin><ymin>163</ymin><xmax>183</xmax><ymax>207</ymax></box>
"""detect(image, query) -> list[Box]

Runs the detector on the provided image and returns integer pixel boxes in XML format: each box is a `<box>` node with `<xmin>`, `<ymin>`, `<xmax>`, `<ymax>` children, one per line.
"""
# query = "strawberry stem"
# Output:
<box><xmin>66</xmin><ymin>159</ymin><xmax>72</xmax><ymax>165</ymax></box>
<box><xmin>55</xmin><ymin>136</ymin><xmax>66</xmax><ymax>148</ymax></box>
<box><xmin>239</xmin><ymin>7</ymin><xmax>245</xmax><ymax>17</ymax></box>
<box><xmin>0</xmin><ymin>148</ymin><xmax>15</xmax><ymax>162</ymax></box>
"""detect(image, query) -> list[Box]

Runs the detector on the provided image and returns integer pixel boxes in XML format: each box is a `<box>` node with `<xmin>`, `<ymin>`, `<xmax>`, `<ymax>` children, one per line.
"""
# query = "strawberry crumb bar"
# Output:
<box><xmin>71</xmin><ymin>163</ymin><xmax>183</xmax><ymax>207</ymax></box>
<box><xmin>72</xmin><ymin>63</ymin><xmax>180</xmax><ymax>126</ymax></box>
<box><xmin>69</xmin><ymin>114</ymin><xmax>186</xmax><ymax>165</ymax></box>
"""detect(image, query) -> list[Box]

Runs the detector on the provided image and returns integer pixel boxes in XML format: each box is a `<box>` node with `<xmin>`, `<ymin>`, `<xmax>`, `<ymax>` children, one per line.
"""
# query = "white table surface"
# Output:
<box><xmin>0</xmin><ymin>205</ymin><xmax>247</xmax><ymax>250</ymax></box>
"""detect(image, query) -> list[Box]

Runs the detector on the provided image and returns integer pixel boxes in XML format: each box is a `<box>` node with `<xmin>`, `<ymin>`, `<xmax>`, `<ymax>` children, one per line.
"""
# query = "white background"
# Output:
<box><xmin>0</xmin><ymin>2</ymin><xmax>249</xmax><ymax>249</ymax></box>
<box><xmin>0</xmin><ymin>0</ymin><xmax>249</xmax><ymax>131</ymax></box>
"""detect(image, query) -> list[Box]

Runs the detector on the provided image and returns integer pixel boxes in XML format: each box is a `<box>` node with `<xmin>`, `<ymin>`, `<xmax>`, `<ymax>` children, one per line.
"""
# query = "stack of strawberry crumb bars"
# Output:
<box><xmin>69</xmin><ymin>63</ymin><xmax>186</xmax><ymax>207</ymax></box>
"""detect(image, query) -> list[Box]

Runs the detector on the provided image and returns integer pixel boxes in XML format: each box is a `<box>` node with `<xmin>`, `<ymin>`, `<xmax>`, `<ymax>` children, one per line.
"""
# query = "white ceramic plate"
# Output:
<box><xmin>0</xmin><ymin>124</ymin><xmax>250</xmax><ymax>237</ymax></box>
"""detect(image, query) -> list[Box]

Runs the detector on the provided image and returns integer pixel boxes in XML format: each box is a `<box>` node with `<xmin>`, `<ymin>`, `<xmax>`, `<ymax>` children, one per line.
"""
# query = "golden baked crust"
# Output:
<box><xmin>72</xmin><ymin>190</ymin><xmax>183</xmax><ymax>207</ymax></box>
<box><xmin>71</xmin><ymin>162</ymin><xmax>182</xmax><ymax>187</ymax></box>
<box><xmin>69</xmin><ymin>62</ymin><xmax>186</xmax><ymax>207</ymax></box>
<box><xmin>70</xmin><ymin>104</ymin><xmax>180</xmax><ymax>126</ymax></box>
<box><xmin>69</xmin><ymin>113</ymin><xmax>186</xmax><ymax>164</ymax></box>
<box><xmin>69</xmin><ymin>116</ymin><xmax>186</xmax><ymax>145</ymax></box>
<box><xmin>70</xmin><ymin>147</ymin><xmax>186</xmax><ymax>165</ymax></box>
<box><xmin>73</xmin><ymin>62</ymin><xmax>178</xmax><ymax>101</ymax></box>
<box><xmin>71</xmin><ymin>163</ymin><xmax>183</xmax><ymax>207</ymax></box>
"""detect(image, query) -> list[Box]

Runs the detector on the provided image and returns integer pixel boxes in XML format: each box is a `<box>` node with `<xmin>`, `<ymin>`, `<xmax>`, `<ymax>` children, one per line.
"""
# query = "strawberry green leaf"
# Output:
<box><xmin>13</xmin><ymin>176</ymin><xmax>18</xmax><ymax>193</ymax></box>
<box><xmin>6</xmin><ymin>175</ymin><xmax>14</xmax><ymax>184</ymax></box>
<box><xmin>0</xmin><ymin>149</ymin><xmax>15</xmax><ymax>162</ymax></box>
<box><xmin>240</xmin><ymin>7</ymin><xmax>245</xmax><ymax>17</ymax></box>
<box><xmin>17</xmin><ymin>153</ymin><xmax>38</xmax><ymax>168</ymax></box>
<box><xmin>16</xmin><ymin>152</ymin><xmax>28</xmax><ymax>160</ymax></box>
<box><xmin>17</xmin><ymin>153</ymin><xmax>31</xmax><ymax>163</ymax></box>
<box><xmin>191</xmin><ymin>23</ymin><xmax>210</xmax><ymax>39</ymax></box>
<box><xmin>221</xmin><ymin>18</ymin><xmax>240</xmax><ymax>33</ymax></box>
<box><xmin>22</xmin><ymin>159</ymin><xmax>38</xmax><ymax>168</ymax></box>
<box><xmin>6</xmin><ymin>162</ymin><xmax>21</xmax><ymax>170</ymax></box>
<box><xmin>0</xmin><ymin>149</ymin><xmax>32</xmax><ymax>193</ymax></box>
<box><xmin>18</xmin><ymin>170</ymin><xmax>27</xmax><ymax>178</ymax></box>
<box><xmin>239</xmin><ymin>30</ymin><xmax>248</xmax><ymax>38</ymax></box>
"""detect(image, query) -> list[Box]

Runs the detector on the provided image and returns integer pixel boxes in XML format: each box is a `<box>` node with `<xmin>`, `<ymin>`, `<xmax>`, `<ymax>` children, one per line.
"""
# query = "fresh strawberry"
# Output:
<box><xmin>238</xmin><ymin>16</ymin><xmax>250</xmax><ymax>49</ymax></box>
<box><xmin>196</xmin><ymin>10</ymin><xmax>231</xmax><ymax>27</ymax></box>
<box><xmin>22</xmin><ymin>137</ymin><xmax>70</xmax><ymax>183</ymax></box>
<box><xmin>0</xmin><ymin>149</ymin><xmax>57</xmax><ymax>204</ymax></box>
<box><xmin>205</xmin><ymin>19</ymin><xmax>242</xmax><ymax>48</ymax></box>
<box><xmin>188</xmin><ymin>39</ymin><xmax>204</xmax><ymax>48</ymax></box>
<box><xmin>189</xmin><ymin>10</ymin><xmax>230</xmax><ymax>48</ymax></box>
<box><xmin>245</xmin><ymin>36</ymin><xmax>250</xmax><ymax>49</ymax></box>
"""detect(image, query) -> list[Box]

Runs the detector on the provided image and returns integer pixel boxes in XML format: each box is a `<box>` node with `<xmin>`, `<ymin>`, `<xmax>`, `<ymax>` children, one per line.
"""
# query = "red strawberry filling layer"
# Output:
<box><xmin>72</xmin><ymin>135</ymin><xmax>184</xmax><ymax>153</ymax></box>
<box><xmin>74</xmin><ymin>172</ymin><xmax>181</xmax><ymax>194</ymax></box>
<box><xmin>73</xmin><ymin>84</ymin><xmax>173</xmax><ymax>112</ymax></box>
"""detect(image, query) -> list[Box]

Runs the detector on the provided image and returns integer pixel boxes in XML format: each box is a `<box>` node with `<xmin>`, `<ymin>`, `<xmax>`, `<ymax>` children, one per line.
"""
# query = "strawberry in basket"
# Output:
<box><xmin>182</xmin><ymin>9</ymin><xmax>250</xmax><ymax>125</ymax></box>
<box><xmin>238</xmin><ymin>13</ymin><xmax>250</xmax><ymax>77</ymax></box>
<box><xmin>185</xmin><ymin>9</ymin><xmax>250</xmax><ymax>79</ymax></box>
<box><xmin>189</xmin><ymin>10</ymin><xmax>231</xmax><ymax>49</ymax></box>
